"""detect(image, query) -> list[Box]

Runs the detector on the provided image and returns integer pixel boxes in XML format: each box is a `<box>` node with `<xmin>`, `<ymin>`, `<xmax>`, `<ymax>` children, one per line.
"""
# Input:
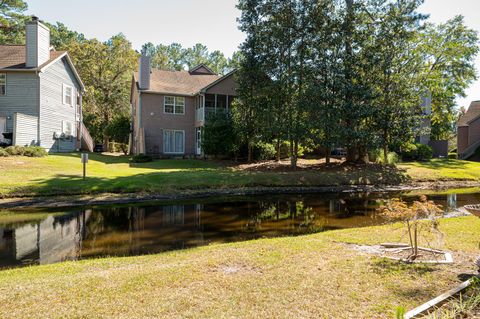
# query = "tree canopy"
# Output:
<box><xmin>234</xmin><ymin>0</ymin><xmax>478</xmax><ymax>167</ymax></box>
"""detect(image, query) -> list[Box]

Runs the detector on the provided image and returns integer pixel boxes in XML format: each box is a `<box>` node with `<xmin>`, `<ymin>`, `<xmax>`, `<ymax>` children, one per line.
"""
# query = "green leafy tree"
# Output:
<box><xmin>47</xmin><ymin>22</ymin><xmax>85</xmax><ymax>49</ymax></box>
<box><xmin>0</xmin><ymin>0</ymin><xmax>28</xmax><ymax>44</ymax></box>
<box><xmin>68</xmin><ymin>34</ymin><xmax>138</xmax><ymax>147</ymax></box>
<box><xmin>201</xmin><ymin>112</ymin><xmax>237</xmax><ymax>158</ymax></box>
<box><xmin>105</xmin><ymin>114</ymin><xmax>131</xmax><ymax>154</ymax></box>
<box><xmin>367</xmin><ymin>0</ymin><xmax>427</xmax><ymax>163</ymax></box>
<box><xmin>417</xmin><ymin>16</ymin><xmax>479</xmax><ymax>140</ymax></box>
<box><xmin>235</xmin><ymin>0</ymin><xmax>268</xmax><ymax>162</ymax></box>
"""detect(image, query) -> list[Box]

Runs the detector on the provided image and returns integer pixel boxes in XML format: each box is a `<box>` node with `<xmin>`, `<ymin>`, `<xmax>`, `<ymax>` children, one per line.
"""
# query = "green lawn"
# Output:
<box><xmin>399</xmin><ymin>159</ymin><xmax>480</xmax><ymax>181</ymax></box>
<box><xmin>1</xmin><ymin>154</ymin><xmax>480</xmax><ymax>198</ymax></box>
<box><xmin>0</xmin><ymin>216</ymin><xmax>478</xmax><ymax>319</ymax></box>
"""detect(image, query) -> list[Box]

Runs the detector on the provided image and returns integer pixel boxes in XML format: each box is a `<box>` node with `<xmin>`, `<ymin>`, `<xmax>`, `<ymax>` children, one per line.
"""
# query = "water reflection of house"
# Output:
<box><xmin>0</xmin><ymin>211</ymin><xmax>91</xmax><ymax>268</ymax></box>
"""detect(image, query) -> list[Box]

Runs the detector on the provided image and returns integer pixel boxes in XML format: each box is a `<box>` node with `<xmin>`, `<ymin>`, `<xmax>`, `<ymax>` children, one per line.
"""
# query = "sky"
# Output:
<box><xmin>26</xmin><ymin>0</ymin><xmax>480</xmax><ymax>108</ymax></box>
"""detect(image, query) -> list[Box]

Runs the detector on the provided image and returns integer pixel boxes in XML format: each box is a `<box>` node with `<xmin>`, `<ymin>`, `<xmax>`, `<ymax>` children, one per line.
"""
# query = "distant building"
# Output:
<box><xmin>0</xmin><ymin>17</ymin><xmax>93</xmax><ymax>152</ymax></box>
<box><xmin>130</xmin><ymin>53</ymin><xmax>237</xmax><ymax>157</ymax></box>
<box><xmin>457</xmin><ymin>101</ymin><xmax>480</xmax><ymax>160</ymax></box>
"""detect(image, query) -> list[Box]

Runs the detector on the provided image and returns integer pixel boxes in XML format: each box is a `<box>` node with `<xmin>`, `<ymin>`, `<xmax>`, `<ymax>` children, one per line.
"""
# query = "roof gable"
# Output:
<box><xmin>458</xmin><ymin>101</ymin><xmax>480</xmax><ymax>127</ymax></box>
<box><xmin>135</xmin><ymin>68</ymin><xmax>221</xmax><ymax>96</ymax></box>
<box><xmin>189</xmin><ymin>64</ymin><xmax>216</xmax><ymax>75</ymax></box>
<box><xmin>0</xmin><ymin>45</ymin><xmax>84</xmax><ymax>91</ymax></box>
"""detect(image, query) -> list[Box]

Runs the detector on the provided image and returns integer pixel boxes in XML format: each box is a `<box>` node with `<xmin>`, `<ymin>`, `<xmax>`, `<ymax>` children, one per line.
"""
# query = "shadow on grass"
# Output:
<box><xmin>372</xmin><ymin>258</ymin><xmax>438</xmax><ymax>276</ymax></box>
<box><xmin>5</xmin><ymin>153</ymin><xmax>411</xmax><ymax>197</ymax></box>
<box><xmin>53</xmin><ymin>152</ymin><xmax>222</xmax><ymax>170</ymax></box>
<box><xmin>403</xmin><ymin>159</ymin><xmax>471</xmax><ymax>170</ymax></box>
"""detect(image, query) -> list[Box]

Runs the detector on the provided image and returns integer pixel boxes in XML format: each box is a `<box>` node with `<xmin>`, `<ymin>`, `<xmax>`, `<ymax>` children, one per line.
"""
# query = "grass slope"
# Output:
<box><xmin>1</xmin><ymin>154</ymin><xmax>479</xmax><ymax>198</ymax></box>
<box><xmin>0</xmin><ymin>216</ymin><xmax>478</xmax><ymax>319</ymax></box>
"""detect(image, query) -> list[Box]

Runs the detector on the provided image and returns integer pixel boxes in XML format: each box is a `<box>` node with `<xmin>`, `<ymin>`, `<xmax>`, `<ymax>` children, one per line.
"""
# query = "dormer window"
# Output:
<box><xmin>63</xmin><ymin>84</ymin><xmax>74</xmax><ymax>106</ymax></box>
<box><xmin>0</xmin><ymin>73</ymin><xmax>6</xmax><ymax>95</ymax></box>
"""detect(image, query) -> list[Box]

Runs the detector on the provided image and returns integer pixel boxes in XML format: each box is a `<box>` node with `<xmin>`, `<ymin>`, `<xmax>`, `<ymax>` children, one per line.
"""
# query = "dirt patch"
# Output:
<box><xmin>212</xmin><ymin>263</ymin><xmax>263</xmax><ymax>275</ymax></box>
<box><xmin>345</xmin><ymin>243</ymin><xmax>467</xmax><ymax>264</ymax></box>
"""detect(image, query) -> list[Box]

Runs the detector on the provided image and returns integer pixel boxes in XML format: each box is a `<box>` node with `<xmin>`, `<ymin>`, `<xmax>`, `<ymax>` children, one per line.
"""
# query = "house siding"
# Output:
<box><xmin>39</xmin><ymin>57</ymin><xmax>81</xmax><ymax>152</ymax></box>
<box><xmin>457</xmin><ymin>126</ymin><xmax>469</xmax><ymax>155</ymax></box>
<box><xmin>141</xmin><ymin>93</ymin><xmax>196</xmax><ymax>156</ymax></box>
<box><xmin>0</xmin><ymin>72</ymin><xmax>39</xmax><ymax>139</ymax></box>
<box><xmin>14</xmin><ymin>112</ymin><xmax>38</xmax><ymax>146</ymax></box>
<box><xmin>467</xmin><ymin>117</ymin><xmax>480</xmax><ymax>153</ymax></box>
<box><xmin>205</xmin><ymin>73</ymin><xmax>237</xmax><ymax>96</ymax></box>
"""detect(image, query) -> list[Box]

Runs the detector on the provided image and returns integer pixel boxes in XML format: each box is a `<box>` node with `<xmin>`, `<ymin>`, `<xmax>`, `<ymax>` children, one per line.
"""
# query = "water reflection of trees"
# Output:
<box><xmin>6</xmin><ymin>193</ymin><xmax>456</xmax><ymax>268</ymax></box>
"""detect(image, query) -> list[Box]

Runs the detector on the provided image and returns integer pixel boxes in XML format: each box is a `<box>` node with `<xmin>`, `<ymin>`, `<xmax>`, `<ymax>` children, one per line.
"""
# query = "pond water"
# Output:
<box><xmin>0</xmin><ymin>191</ymin><xmax>478</xmax><ymax>269</ymax></box>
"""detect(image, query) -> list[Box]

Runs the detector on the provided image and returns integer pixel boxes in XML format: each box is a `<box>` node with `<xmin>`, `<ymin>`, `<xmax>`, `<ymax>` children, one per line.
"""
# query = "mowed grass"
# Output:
<box><xmin>0</xmin><ymin>153</ymin><xmax>407</xmax><ymax>198</ymax></box>
<box><xmin>0</xmin><ymin>216</ymin><xmax>478</xmax><ymax>319</ymax></box>
<box><xmin>1</xmin><ymin>154</ymin><xmax>480</xmax><ymax>198</ymax></box>
<box><xmin>399</xmin><ymin>159</ymin><xmax>480</xmax><ymax>181</ymax></box>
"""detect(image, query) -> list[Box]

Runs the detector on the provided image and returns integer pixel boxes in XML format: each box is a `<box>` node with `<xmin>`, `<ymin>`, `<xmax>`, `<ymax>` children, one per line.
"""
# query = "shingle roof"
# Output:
<box><xmin>458</xmin><ymin>101</ymin><xmax>480</xmax><ymax>127</ymax></box>
<box><xmin>135</xmin><ymin>69</ymin><xmax>221</xmax><ymax>96</ymax></box>
<box><xmin>0</xmin><ymin>45</ymin><xmax>66</xmax><ymax>70</ymax></box>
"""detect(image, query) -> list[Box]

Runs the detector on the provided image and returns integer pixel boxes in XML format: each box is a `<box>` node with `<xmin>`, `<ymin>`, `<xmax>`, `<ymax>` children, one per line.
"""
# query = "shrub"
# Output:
<box><xmin>5</xmin><ymin>145</ymin><xmax>25</xmax><ymax>156</ymax></box>
<box><xmin>401</xmin><ymin>143</ymin><xmax>418</xmax><ymax>161</ymax></box>
<box><xmin>277</xmin><ymin>141</ymin><xmax>308</xmax><ymax>159</ymax></box>
<box><xmin>416</xmin><ymin>143</ymin><xmax>433</xmax><ymax>161</ymax></box>
<box><xmin>401</xmin><ymin>143</ymin><xmax>433</xmax><ymax>161</ymax></box>
<box><xmin>105</xmin><ymin>115</ymin><xmax>130</xmax><ymax>155</ymax></box>
<box><xmin>448</xmin><ymin>152</ymin><xmax>457</xmax><ymax>159</ymax></box>
<box><xmin>0</xmin><ymin>148</ymin><xmax>8</xmax><ymax>157</ymax></box>
<box><xmin>202</xmin><ymin>112</ymin><xmax>237</xmax><ymax>158</ymax></box>
<box><xmin>3</xmin><ymin>146</ymin><xmax>47</xmax><ymax>157</ymax></box>
<box><xmin>375</xmin><ymin>150</ymin><xmax>399</xmax><ymax>165</ymax></box>
<box><xmin>253</xmin><ymin>142</ymin><xmax>276</xmax><ymax>161</ymax></box>
<box><xmin>131</xmin><ymin>154</ymin><xmax>153</xmax><ymax>163</ymax></box>
<box><xmin>23</xmin><ymin>146</ymin><xmax>47</xmax><ymax>157</ymax></box>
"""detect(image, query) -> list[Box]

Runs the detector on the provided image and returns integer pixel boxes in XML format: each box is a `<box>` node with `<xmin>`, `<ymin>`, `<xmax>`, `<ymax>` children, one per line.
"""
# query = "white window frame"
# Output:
<box><xmin>62</xmin><ymin>120</ymin><xmax>73</xmax><ymax>137</ymax></box>
<box><xmin>63</xmin><ymin>84</ymin><xmax>74</xmax><ymax>107</ymax></box>
<box><xmin>0</xmin><ymin>73</ymin><xmax>6</xmax><ymax>96</ymax></box>
<box><xmin>163</xmin><ymin>129</ymin><xmax>185</xmax><ymax>154</ymax></box>
<box><xmin>164</xmin><ymin>96</ymin><xmax>185</xmax><ymax>115</ymax></box>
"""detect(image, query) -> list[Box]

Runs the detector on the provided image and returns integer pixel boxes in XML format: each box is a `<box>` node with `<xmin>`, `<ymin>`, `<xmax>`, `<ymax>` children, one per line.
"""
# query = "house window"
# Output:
<box><xmin>63</xmin><ymin>84</ymin><xmax>74</xmax><ymax>106</ymax></box>
<box><xmin>62</xmin><ymin>121</ymin><xmax>73</xmax><ymax>136</ymax></box>
<box><xmin>163</xmin><ymin>130</ymin><xmax>185</xmax><ymax>154</ymax></box>
<box><xmin>0</xmin><ymin>73</ymin><xmax>6</xmax><ymax>95</ymax></box>
<box><xmin>164</xmin><ymin>96</ymin><xmax>185</xmax><ymax>114</ymax></box>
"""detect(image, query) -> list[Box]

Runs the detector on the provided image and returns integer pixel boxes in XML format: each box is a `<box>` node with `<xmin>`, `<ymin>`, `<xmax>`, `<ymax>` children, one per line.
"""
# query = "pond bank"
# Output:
<box><xmin>0</xmin><ymin>216</ymin><xmax>478</xmax><ymax>318</ymax></box>
<box><xmin>2</xmin><ymin>180</ymin><xmax>480</xmax><ymax>209</ymax></box>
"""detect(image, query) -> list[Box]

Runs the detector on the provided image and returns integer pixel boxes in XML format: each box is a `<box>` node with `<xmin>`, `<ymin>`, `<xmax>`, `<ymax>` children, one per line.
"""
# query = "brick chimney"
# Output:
<box><xmin>138</xmin><ymin>50</ymin><xmax>151</xmax><ymax>90</ymax></box>
<box><xmin>25</xmin><ymin>16</ymin><xmax>51</xmax><ymax>68</ymax></box>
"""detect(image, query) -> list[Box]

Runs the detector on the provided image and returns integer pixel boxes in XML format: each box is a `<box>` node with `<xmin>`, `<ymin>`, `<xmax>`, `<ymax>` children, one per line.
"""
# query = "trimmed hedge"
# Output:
<box><xmin>1</xmin><ymin>146</ymin><xmax>47</xmax><ymax>157</ymax></box>
<box><xmin>131</xmin><ymin>154</ymin><xmax>153</xmax><ymax>163</ymax></box>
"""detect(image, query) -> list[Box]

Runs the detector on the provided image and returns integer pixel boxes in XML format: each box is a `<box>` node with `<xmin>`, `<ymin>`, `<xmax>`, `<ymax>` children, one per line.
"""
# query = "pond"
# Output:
<box><xmin>0</xmin><ymin>190</ymin><xmax>478</xmax><ymax>269</ymax></box>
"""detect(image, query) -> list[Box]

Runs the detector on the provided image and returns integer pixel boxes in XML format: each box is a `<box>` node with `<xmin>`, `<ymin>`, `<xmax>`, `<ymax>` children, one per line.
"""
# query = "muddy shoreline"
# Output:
<box><xmin>1</xmin><ymin>180</ymin><xmax>479</xmax><ymax>209</ymax></box>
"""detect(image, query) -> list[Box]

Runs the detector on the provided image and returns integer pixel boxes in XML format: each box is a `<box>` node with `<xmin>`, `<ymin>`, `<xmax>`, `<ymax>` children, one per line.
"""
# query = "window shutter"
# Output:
<box><xmin>62</xmin><ymin>84</ymin><xmax>66</xmax><ymax>105</ymax></box>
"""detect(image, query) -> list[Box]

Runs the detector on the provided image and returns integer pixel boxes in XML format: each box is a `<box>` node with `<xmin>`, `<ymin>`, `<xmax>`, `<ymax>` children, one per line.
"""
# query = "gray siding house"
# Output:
<box><xmin>0</xmin><ymin>18</ymin><xmax>93</xmax><ymax>153</ymax></box>
<box><xmin>130</xmin><ymin>54</ymin><xmax>237</xmax><ymax>157</ymax></box>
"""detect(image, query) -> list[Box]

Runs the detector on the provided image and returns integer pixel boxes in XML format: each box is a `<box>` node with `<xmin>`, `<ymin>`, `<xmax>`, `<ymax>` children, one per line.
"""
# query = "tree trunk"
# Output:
<box><xmin>346</xmin><ymin>146</ymin><xmax>357</xmax><ymax>162</ymax></box>
<box><xmin>357</xmin><ymin>145</ymin><xmax>368</xmax><ymax>164</ymax></box>
<box><xmin>103</xmin><ymin>135</ymin><xmax>109</xmax><ymax>153</ymax></box>
<box><xmin>276</xmin><ymin>139</ymin><xmax>281</xmax><ymax>162</ymax></box>
<box><xmin>247</xmin><ymin>141</ymin><xmax>253</xmax><ymax>163</ymax></box>
<box><xmin>289</xmin><ymin>138</ymin><xmax>297</xmax><ymax>169</ymax></box>
<box><xmin>413</xmin><ymin>225</ymin><xmax>418</xmax><ymax>258</ymax></box>
<box><xmin>325</xmin><ymin>146</ymin><xmax>331</xmax><ymax>164</ymax></box>
<box><xmin>407</xmin><ymin>221</ymin><xmax>414</xmax><ymax>256</ymax></box>
<box><xmin>383</xmin><ymin>143</ymin><xmax>388</xmax><ymax>165</ymax></box>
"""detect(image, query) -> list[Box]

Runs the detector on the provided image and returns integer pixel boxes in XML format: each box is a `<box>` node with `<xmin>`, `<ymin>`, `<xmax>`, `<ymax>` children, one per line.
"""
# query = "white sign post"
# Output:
<box><xmin>81</xmin><ymin>153</ymin><xmax>88</xmax><ymax>180</ymax></box>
